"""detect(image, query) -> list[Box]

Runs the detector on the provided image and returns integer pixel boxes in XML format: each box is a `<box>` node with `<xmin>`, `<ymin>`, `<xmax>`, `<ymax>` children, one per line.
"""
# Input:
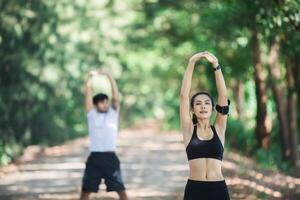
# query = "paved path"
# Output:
<box><xmin>0</xmin><ymin>126</ymin><xmax>299</xmax><ymax>199</ymax></box>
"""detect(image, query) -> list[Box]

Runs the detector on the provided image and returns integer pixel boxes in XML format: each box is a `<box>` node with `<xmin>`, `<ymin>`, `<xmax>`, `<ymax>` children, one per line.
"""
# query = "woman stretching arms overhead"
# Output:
<box><xmin>180</xmin><ymin>51</ymin><xmax>231</xmax><ymax>200</ymax></box>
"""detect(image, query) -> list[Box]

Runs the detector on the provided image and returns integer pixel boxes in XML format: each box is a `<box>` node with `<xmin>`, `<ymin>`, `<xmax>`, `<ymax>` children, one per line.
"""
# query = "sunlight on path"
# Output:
<box><xmin>0</xmin><ymin>126</ymin><xmax>299</xmax><ymax>200</ymax></box>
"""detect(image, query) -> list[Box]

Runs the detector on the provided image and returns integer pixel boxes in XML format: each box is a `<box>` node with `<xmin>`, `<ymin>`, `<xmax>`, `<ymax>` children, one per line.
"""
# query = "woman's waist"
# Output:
<box><xmin>188</xmin><ymin>159</ymin><xmax>223</xmax><ymax>181</ymax></box>
<box><xmin>188</xmin><ymin>171</ymin><xmax>224</xmax><ymax>181</ymax></box>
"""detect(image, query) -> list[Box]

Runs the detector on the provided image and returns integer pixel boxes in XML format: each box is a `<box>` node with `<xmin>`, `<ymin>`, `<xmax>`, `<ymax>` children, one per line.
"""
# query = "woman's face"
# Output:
<box><xmin>192</xmin><ymin>94</ymin><xmax>213</xmax><ymax>119</ymax></box>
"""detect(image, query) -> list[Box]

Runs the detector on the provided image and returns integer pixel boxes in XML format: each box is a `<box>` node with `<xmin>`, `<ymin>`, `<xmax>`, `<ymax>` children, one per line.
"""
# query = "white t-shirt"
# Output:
<box><xmin>87</xmin><ymin>106</ymin><xmax>119</xmax><ymax>152</ymax></box>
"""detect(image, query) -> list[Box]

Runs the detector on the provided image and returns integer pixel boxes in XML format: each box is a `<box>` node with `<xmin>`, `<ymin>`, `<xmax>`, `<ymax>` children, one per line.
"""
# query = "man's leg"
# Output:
<box><xmin>79</xmin><ymin>191</ymin><xmax>91</xmax><ymax>200</ymax></box>
<box><xmin>80</xmin><ymin>153</ymin><xmax>102</xmax><ymax>200</ymax></box>
<box><xmin>104</xmin><ymin>153</ymin><xmax>127</xmax><ymax>199</ymax></box>
<box><xmin>117</xmin><ymin>190</ymin><xmax>128</xmax><ymax>200</ymax></box>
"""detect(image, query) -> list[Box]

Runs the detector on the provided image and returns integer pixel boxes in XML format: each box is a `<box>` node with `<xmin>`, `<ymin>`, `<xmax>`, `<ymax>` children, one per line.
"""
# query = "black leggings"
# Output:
<box><xmin>184</xmin><ymin>179</ymin><xmax>230</xmax><ymax>200</ymax></box>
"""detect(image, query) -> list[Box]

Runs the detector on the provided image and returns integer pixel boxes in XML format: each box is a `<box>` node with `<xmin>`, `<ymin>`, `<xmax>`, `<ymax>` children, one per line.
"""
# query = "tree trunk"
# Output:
<box><xmin>287</xmin><ymin>58</ymin><xmax>300</xmax><ymax>177</ymax></box>
<box><xmin>267</xmin><ymin>40</ymin><xmax>291</xmax><ymax>160</ymax></box>
<box><xmin>251</xmin><ymin>31</ymin><xmax>272</xmax><ymax>149</ymax></box>
<box><xmin>235</xmin><ymin>79</ymin><xmax>244</xmax><ymax>119</ymax></box>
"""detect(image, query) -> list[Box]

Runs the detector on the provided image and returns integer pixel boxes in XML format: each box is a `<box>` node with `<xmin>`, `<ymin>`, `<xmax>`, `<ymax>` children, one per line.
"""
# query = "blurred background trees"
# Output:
<box><xmin>0</xmin><ymin>0</ymin><xmax>299</xmax><ymax>176</ymax></box>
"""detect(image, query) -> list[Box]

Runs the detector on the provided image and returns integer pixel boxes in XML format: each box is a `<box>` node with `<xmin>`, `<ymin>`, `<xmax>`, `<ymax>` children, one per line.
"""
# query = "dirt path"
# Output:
<box><xmin>0</xmin><ymin>126</ymin><xmax>299</xmax><ymax>200</ymax></box>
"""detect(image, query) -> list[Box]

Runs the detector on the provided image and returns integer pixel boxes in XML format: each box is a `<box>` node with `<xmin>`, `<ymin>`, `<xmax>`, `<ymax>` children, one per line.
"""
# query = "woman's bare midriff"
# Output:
<box><xmin>188</xmin><ymin>158</ymin><xmax>224</xmax><ymax>181</ymax></box>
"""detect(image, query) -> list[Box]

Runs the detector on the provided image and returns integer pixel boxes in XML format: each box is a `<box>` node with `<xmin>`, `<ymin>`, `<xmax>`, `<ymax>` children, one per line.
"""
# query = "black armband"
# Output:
<box><xmin>215</xmin><ymin>99</ymin><xmax>231</xmax><ymax>115</ymax></box>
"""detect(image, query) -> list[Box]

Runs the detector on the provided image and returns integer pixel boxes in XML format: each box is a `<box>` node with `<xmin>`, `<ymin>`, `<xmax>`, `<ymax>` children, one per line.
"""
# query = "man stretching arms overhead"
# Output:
<box><xmin>80</xmin><ymin>69</ymin><xmax>128</xmax><ymax>200</ymax></box>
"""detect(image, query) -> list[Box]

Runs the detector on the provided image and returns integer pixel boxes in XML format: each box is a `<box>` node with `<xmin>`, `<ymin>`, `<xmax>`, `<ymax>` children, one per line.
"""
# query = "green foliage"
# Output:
<box><xmin>254</xmin><ymin>146</ymin><xmax>293</xmax><ymax>174</ymax></box>
<box><xmin>226</xmin><ymin>118</ymin><xmax>256</xmax><ymax>154</ymax></box>
<box><xmin>0</xmin><ymin>0</ymin><xmax>61</xmax><ymax>164</ymax></box>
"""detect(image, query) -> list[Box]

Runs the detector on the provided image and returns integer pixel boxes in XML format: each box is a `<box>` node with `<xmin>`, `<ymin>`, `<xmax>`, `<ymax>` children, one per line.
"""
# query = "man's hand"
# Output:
<box><xmin>89</xmin><ymin>69</ymin><xmax>100</xmax><ymax>77</ymax></box>
<box><xmin>96</xmin><ymin>69</ymin><xmax>111</xmax><ymax>77</ymax></box>
<box><xmin>86</xmin><ymin>70</ymin><xmax>98</xmax><ymax>88</ymax></box>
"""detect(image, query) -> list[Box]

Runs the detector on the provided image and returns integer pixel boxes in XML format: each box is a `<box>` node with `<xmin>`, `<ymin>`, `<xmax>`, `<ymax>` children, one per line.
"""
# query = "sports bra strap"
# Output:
<box><xmin>192</xmin><ymin>124</ymin><xmax>197</xmax><ymax>134</ymax></box>
<box><xmin>211</xmin><ymin>125</ymin><xmax>217</xmax><ymax>135</ymax></box>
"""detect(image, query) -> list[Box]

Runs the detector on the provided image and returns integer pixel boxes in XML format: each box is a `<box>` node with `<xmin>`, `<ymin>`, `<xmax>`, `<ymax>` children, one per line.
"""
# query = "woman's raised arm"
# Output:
<box><xmin>202</xmin><ymin>51</ymin><xmax>229</xmax><ymax>135</ymax></box>
<box><xmin>180</xmin><ymin>53</ymin><xmax>205</xmax><ymax>135</ymax></box>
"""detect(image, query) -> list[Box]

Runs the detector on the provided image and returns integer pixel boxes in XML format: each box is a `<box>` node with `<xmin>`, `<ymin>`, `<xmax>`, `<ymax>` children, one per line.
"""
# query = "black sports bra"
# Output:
<box><xmin>186</xmin><ymin>125</ymin><xmax>224</xmax><ymax>161</ymax></box>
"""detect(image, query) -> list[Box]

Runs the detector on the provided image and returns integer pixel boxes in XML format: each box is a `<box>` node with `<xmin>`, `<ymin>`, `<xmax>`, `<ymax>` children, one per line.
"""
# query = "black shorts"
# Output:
<box><xmin>184</xmin><ymin>179</ymin><xmax>230</xmax><ymax>200</ymax></box>
<box><xmin>81</xmin><ymin>152</ymin><xmax>126</xmax><ymax>192</ymax></box>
